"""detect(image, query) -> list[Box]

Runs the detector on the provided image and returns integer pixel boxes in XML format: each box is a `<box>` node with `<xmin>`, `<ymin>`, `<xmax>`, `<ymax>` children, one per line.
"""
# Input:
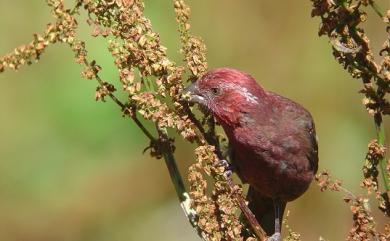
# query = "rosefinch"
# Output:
<box><xmin>184</xmin><ymin>68</ymin><xmax>318</xmax><ymax>240</ymax></box>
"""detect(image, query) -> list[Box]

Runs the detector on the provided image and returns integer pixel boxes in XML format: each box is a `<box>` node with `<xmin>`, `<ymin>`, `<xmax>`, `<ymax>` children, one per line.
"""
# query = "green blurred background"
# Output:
<box><xmin>0</xmin><ymin>1</ymin><xmax>389</xmax><ymax>240</ymax></box>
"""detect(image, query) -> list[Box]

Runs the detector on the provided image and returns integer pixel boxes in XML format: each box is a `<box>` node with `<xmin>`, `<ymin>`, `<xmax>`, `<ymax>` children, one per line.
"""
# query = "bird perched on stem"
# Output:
<box><xmin>184</xmin><ymin>68</ymin><xmax>318</xmax><ymax>240</ymax></box>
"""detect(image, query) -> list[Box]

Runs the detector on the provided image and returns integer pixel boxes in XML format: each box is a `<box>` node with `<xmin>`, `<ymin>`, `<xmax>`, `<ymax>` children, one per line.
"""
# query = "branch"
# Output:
<box><xmin>81</xmin><ymin>55</ymin><xmax>207</xmax><ymax>238</ymax></box>
<box><xmin>369</xmin><ymin>1</ymin><xmax>385</xmax><ymax>19</ymax></box>
<box><xmin>224</xmin><ymin>172</ymin><xmax>268</xmax><ymax>240</ymax></box>
<box><xmin>155</xmin><ymin>126</ymin><xmax>207</xmax><ymax>240</ymax></box>
<box><xmin>375</xmin><ymin>114</ymin><xmax>390</xmax><ymax>193</ymax></box>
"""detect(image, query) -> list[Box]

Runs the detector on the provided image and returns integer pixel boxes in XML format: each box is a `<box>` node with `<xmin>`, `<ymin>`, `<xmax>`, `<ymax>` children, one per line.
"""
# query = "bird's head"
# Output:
<box><xmin>183</xmin><ymin>68</ymin><xmax>267</xmax><ymax>126</ymax></box>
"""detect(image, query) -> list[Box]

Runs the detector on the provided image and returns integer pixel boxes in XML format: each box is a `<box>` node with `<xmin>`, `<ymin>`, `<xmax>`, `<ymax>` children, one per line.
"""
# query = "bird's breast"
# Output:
<box><xmin>229</xmin><ymin>127</ymin><xmax>315</xmax><ymax>201</ymax></box>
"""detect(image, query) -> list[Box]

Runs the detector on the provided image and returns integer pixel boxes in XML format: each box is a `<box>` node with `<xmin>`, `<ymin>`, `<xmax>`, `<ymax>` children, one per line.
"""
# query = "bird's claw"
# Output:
<box><xmin>214</xmin><ymin>159</ymin><xmax>233</xmax><ymax>178</ymax></box>
<box><xmin>215</xmin><ymin>159</ymin><xmax>230</xmax><ymax>169</ymax></box>
<box><xmin>266</xmin><ymin>232</ymin><xmax>281</xmax><ymax>241</ymax></box>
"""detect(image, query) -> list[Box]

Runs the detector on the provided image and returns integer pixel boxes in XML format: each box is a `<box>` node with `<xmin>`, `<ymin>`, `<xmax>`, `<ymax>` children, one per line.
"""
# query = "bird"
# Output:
<box><xmin>183</xmin><ymin>68</ymin><xmax>318</xmax><ymax>240</ymax></box>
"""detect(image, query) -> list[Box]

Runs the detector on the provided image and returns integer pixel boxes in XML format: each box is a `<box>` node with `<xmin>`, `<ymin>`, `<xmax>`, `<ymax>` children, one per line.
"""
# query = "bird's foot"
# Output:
<box><xmin>266</xmin><ymin>232</ymin><xmax>281</xmax><ymax>241</ymax></box>
<box><xmin>214</xmin><ymin>159</ymin><xmax>233</xmax><ymax>178</ymax></box>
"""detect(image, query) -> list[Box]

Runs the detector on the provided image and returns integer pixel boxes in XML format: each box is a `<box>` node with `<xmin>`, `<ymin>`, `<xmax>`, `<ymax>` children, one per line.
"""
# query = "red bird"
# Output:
<box><xmin>184</xmin><ymin>68</ymin><xmax>318</xmax><ymax>240</ymax></box>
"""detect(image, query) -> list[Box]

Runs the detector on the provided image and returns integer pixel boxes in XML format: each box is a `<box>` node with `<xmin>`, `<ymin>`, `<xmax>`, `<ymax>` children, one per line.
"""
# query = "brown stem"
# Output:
<box><xmin>131</xmin><ymin>112</ymin><xmax>156</xmax><ymax>141</ymax></box>
<box><xmin>369</xmin><ymin>1</ymin><xmax>385</xmax><ymax>19</ymax></box>
<box><xmin>155</xmin><ymin>126</ymin><xmax>208</xmax><ymax>240</ymax></box>
<box><xmin>224</xmin><ymin>174</ymin><xmax>268</xmax><ymax>241</ymax></box>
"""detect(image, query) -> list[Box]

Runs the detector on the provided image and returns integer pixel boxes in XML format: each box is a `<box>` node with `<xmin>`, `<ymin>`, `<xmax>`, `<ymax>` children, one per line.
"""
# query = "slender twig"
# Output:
<box><xmin>155</xmin><ymin>126</ymin><xmax>187</xmax><ymax>202</ymax></box>
<box><xmin>131</xmin><ymin>113</ymin><xmax>156</xmax><ymax>141</ymax></box>
<box><xmin>374</xmin><ymin>114</ymin><xmax>390</xmax><ymax>193</ymax></box>
<box><xmin>338</xmin><ymin>1</ymin><xmax>390</xmax><ymax>194</ymax></box>
<box><xmin>80</xmin><ymin>63</ymin><xmax>204</xmax><ymax>237</ymax></box>
<box><xmin>338</xmin><ymin>185</ymin><xmax>358</xmax><ymax>200</ymax></box>
<box><xmin>163</xmin><ymin>150</ymin><xmax>206</xmax><ymax>238</ymax></box>
<box><xmin>155</xmin><ymin>126</ymin><xmax>207</xmax><ymax>240</ymax></box>
<box><xmin>79</xmin><ymin>57</ymin><xmax>157</xmax><ymax>142</ymax></box>
<box><xmin>70</xmin><ymin>6</ymin><xmax>205</xmax><ymax>240</ymax></box>
<box><xmin>369</xmin><ymin>1</ymin><xmax>385</xmax><ymax>19</ymax></box>
<box><xmin>224</xmin><ymin>172</ymin><xmax>267</xmax><ymax>241</ymax></box>
<box><xmin>337</xmin><ymin>1</ymin><xmax>384</xmax><ymax>24</ymax></box>
<box><xmin>337</xmin><ymin>1</ymin><xmax>389</xmax><ymax>195</ymax></box>
<box><xmin>337</xmin><ymin>184</ymin><xmax>380</xmax><ymax>241</ymax></box>
<box><xmin>70</xmin><ymin>0</ymin><xmax>82</xmax><ymax>15</ymax></box>
<box><xmin>81</xmin><ymin>54</ymin><xmax>205</xmax><ymax>239</ymax></box>
<box><xmin>83</xmin><ymin>60</ymin><xmax>204</xmax><ymax>238</ymax></box>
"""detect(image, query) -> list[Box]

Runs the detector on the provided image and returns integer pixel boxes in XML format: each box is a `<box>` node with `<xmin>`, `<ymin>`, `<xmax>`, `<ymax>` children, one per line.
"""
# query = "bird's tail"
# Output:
<box><xmin>246</xmin><ymin>186</ymin><xmax>286</xmax><ymax>236</ymax></box>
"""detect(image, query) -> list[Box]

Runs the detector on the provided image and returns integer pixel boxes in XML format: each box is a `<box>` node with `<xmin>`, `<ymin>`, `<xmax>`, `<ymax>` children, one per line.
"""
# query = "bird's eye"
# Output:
<box><xmin>211</xmin><ymin>87</ymin><xmax>220</xmax><ymax>95</ymax></box>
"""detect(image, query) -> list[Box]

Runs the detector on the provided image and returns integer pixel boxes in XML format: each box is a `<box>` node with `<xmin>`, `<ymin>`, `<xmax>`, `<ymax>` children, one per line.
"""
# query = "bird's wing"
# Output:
<box><xmin>307</xmin><ymin>120</ymin><xmax>319</xmax><ymax>174</ymax></box>
<box><xmin>264</xmin><ymin>92</ymin><xmax>319</xmax><ymax>173</ymax></box>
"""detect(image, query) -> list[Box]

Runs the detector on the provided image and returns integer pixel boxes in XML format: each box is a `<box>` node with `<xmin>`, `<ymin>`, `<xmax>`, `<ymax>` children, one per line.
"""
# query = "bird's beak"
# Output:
<box><xmin>181</xmin><ymin>82</ymin><xmax>206</xmax><ymax>105</ymax></box>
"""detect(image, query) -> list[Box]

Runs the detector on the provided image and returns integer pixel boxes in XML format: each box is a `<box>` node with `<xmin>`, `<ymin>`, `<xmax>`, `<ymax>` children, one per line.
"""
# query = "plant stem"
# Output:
<box><xmin>225</xmin><ymin>174</ymin><xmax>268</xmax><ymax>241</ymax></box>
<box><xmin>369</xmin><ymin>1</ymin><xmax>385</xmax><ymax>19</ymax></box>
<box><xmin>156</xmin><ymin>127</ymin><xmax>207</xmax><ymax>240</ymax></box>
<box><xmin>375</xmin><ymin>115</ymin><xmax>390</xmax><ymax>192</ymax></box>
<box><xmin>131</xmin><ymin>113</ymin><xmax>156</xmax><ymax>141</ymax></box>
<box><xmin>162</xmin><ymin>152</ymin><xmax>207</xmax><ymax>240</ymax></box>
<box><xmin>162</xmin><ymin>149</ymin><xmax>198</xmax><ymax>223</ymax></box>
<box><xmin>163</xmin><ymin>151</ymin><xmax>187</xmax><ymax>201</ymax></box>
<box><xmin>76</xmin><ymin>41</ymin><xmax>202</xmax><ymax>233</ymax></box>
<box><xmin>80</xmin><ymin>58</ymin><xmax>157</xmax><ymax>142</ymax></box>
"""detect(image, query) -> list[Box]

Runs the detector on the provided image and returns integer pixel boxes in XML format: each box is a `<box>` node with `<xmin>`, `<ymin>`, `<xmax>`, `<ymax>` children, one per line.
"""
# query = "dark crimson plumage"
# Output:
<box><xmin>184</xmin><ymin>68</ymin><xmax>318</xmax><ymax>238</ymax></box>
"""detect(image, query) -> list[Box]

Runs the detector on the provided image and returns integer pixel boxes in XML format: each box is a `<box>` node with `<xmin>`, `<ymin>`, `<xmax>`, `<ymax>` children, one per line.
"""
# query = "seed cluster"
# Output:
<box><xmin>311</xmin><ymin>0</ymin><xmax>390</xmax><ymax>116</ymax></box>
<box><xmin>0</xmin><ymin>0</ymin><xmax>260</xmax><ymax>240</ymax></box>
<box><xmin>311</xmin><ymin>1</ymin><xmax>390</xmax><ymax>238</ymax></box>
<box><xmin>189</xmin><ymin>145</ymin><xmax>245</xmax><ymax>240</ymax></box>
<box><xmin>315</xmin><ymin>171</ymin><xmax>387</xmax><ymax>241</ymax></box>
<box><xmin>2</xmin><ymin>1</ymin><xmax>389</xmax><ymax>240</ymax></box>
